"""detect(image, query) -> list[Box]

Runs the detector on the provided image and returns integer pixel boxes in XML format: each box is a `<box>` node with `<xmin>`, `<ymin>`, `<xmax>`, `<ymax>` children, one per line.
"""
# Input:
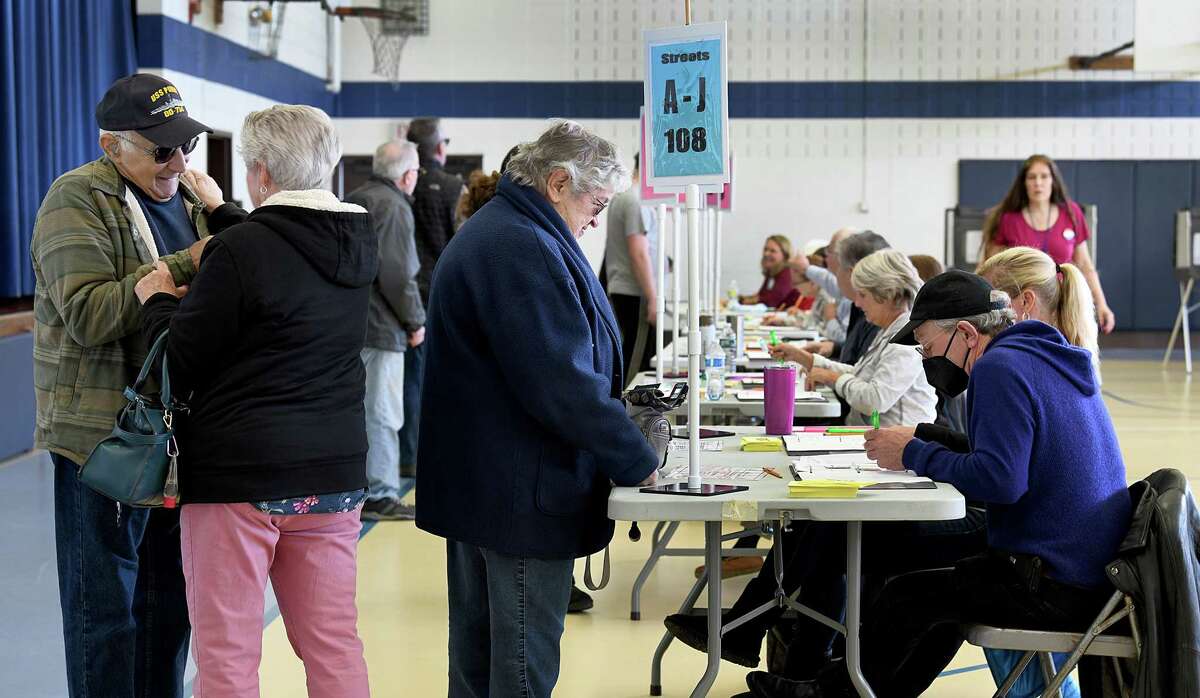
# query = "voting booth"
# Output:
<box><xmin>1164</xmin><ymin>209</ymin><xmax>1200</xmax><ymax>373</ymax></box>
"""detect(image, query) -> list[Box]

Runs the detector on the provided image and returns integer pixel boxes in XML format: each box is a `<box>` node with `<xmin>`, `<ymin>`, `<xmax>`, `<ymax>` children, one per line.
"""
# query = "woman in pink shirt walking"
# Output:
<box><xmin>978</xmin><ymin>154</ymin><xmax>1115</xmax><ymax>333</ymax></box>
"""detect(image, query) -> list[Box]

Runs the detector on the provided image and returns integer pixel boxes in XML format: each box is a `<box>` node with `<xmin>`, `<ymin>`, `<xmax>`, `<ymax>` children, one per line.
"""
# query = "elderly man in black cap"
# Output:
<box><xmin>398</xmin><ymin>117</ymin><xmax>464</xmax><ymax>488</ymax></box>
<box><xmin>30</xmin><ymin>73</ymin><xmax>215</xmax><ymax>697</ymax></box>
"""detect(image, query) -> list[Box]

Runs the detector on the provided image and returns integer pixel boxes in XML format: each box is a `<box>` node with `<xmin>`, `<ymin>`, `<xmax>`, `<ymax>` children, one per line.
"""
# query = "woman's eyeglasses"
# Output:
<box><xmin>115</xmin><ymin>134</ymin><xmax>200</xmax><ymax>164</ymax></box>
<box><xmin>590</xmin><ymin>195</ymin><xmax>610</xmax><ymax>218</ymax></box>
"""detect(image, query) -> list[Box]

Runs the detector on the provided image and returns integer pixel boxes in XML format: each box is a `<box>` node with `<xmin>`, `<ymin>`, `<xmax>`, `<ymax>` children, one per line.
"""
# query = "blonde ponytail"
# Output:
<box><xmin>977</xmin><ymin>247</ymin><xmax>1099</xmax><ymax>360</ymax></box>
<box><xmin>1056</xmin><ymin>262</ymin><xmax>1099</xmax><ymax>360</ymax></box>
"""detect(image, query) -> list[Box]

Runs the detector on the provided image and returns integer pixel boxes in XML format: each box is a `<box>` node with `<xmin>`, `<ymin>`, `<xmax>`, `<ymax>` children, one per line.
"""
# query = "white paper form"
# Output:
<box><xmin>782</xmin><ymin>434</ymin><xmax>866</xmax><ymax>452</ymax></box>
<box><xmin>736</xmin><ymin>390</ymin><xmax>824</xmax><ymax>402</ymax></box>
<box><xmin>791</xmin><ymin>456</ymin><xmax>933</xmax><ymax>485</ymax></box>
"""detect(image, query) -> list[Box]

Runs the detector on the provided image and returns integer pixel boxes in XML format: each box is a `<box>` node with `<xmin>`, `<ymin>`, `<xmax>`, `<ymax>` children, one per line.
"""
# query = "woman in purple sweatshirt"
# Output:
<box><xmin>743</xmin><ymin>270</ymin><xmax>1131</xmax><ymax>698</ymax></box>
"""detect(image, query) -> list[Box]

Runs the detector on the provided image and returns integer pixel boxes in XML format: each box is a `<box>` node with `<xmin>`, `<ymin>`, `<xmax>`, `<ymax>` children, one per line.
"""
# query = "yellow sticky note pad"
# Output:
<box><xmin>786</xmin><ymin>480</ymin><xmax>869</xmax><ymax>498</ymax></box>
<box><xmin>740</xmin><ymin>436</ymin><xmax>783</xmax><ymax>452</ymax></box>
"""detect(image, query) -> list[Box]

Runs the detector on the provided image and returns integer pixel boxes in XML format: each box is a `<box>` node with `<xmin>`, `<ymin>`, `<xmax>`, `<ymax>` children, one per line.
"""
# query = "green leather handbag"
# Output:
<box><xmin>78</xmin><ymin>330</ymin><xmax>180</xmax><ymax>508</ymax></box>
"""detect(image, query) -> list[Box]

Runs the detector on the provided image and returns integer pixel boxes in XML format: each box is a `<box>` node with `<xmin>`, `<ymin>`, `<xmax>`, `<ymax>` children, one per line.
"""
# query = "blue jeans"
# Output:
<box><xmin>445</xmin><ymin>540</ymin><xmax>573</xmax><ymax>698</ymax></box>
<box><xmin>52</xmin><ymin>453</ymin><xmax>190</xmax><ymax>697</ymax></box>
<box><xmin>362</xmin><ymin>347</ymin><xmax>406</xmax><ymax>501</ymax></box>
<box><xmin>398</xmin><ymin>341</ymin><xmax>424</xmax><ymax>478</ymax></box>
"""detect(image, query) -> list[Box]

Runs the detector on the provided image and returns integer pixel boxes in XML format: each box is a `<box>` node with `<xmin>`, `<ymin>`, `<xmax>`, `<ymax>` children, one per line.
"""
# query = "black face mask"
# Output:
<box><xmin>923</xmin><ymin>328</ymin><xmax>971</xmax><ymax>397</ymax></box>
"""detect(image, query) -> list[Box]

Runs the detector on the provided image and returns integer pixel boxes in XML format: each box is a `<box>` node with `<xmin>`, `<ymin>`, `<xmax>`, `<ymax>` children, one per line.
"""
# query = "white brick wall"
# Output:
<box><xmin>139</xmin><ymin>0</ymin><xmax>1200</xmax><ymax>285</ymax></box>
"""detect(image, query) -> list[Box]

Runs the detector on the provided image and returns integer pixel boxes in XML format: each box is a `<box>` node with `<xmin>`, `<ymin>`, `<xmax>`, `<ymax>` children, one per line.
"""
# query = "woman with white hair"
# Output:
<box><xmin>769</xmin><ymin>248</ymin><xmax>936</xmax><ymax>426</ymax></box>
<box><xmin>415</xmin><ymin>120</ymin><xmax>659</xmax><ymax>697</ymax></box>
<box><xmin>135</xmin><ymin>105</ymin><xmax>373</xmax><ymax>697</ymax></box>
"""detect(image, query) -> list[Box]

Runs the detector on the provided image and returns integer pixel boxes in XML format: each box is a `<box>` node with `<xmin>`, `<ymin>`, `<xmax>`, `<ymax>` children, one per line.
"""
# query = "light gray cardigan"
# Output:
<box><xmin>812</xmin><ymin>311</ymin><xmax>938</xmax><ymax>427</ymax></box>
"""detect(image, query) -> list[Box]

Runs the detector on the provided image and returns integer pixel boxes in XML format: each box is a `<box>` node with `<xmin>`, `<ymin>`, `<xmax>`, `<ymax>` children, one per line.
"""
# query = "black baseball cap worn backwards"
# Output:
<box><xmin>96</xmin><ymin>74</ymin><xmax>213</xmax><ymax>147</ymax></box>
<box><xmin>892</xmin><ymin>269</ymin><xmax>1008</xmax><ymax>346</ymax></box>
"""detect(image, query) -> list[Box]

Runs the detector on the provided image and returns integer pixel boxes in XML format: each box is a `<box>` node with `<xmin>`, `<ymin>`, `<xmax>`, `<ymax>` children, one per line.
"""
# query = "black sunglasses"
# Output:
<box><xmin>116</xmin><ymin>134</ymin><xmax>200</xmax><ymax>164</ymax></box>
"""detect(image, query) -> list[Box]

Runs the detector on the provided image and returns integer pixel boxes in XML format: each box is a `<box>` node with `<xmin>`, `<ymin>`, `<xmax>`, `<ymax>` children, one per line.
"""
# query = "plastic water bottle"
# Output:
<box><xmin>727</xmin><ymin>279</ymin><xmax>739</xmax><ymax>303</ymax></box>
<box><xmin>705</xmin><ymin>341</ymin><xmax>726</xmax><ymax>400</ymax></box>
<box><xmin>719</xmin><ymin>325</ymin><xmax>737</xmax><ymax>374</ymax></box>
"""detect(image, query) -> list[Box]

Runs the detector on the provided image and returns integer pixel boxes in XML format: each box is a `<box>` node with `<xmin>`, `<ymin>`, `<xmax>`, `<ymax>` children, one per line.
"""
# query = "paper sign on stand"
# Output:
<box><xmin>638</xmin><ymin>20</ymin><xmax>740</xmax><ymax>498</ymax></box>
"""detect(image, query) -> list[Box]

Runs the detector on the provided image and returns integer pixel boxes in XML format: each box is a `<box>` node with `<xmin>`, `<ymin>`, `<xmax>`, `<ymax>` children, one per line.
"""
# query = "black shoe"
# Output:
<box><xmin>745</xmin><ymin>671</ymin><xmax>822</xmax><ymax>698</ymax></box>
<box><xmin>567</xmin><ymin>585</ymin><xmax>594</xmax><ymax>613</ymax></box>
<box><xmin>663</xmin><ymin>612</ymin><xmax>762</xmax><ymax>668</ymax></box>
<box><xmin>359</xmin><ymin>498</ymin><xmax>416</xmax><ymax>521</ymax></box>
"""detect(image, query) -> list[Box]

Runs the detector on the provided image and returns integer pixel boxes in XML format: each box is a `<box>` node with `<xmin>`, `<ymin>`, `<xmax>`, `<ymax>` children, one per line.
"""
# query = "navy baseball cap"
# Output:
<box><xmin>96</xmin><ymin>74</ymin><xmax>212</xmax><ymax>147</ymax></box>
<box><xmin>892</xmin><ymin>269</ymin><xmax>1008</xmax><ymax>345</ymax></box>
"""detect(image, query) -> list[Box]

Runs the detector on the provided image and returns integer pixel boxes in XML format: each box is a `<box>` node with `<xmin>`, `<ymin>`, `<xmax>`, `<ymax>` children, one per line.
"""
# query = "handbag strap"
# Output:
<box><xmin>131</xmin><ymin>330</ymin><xmax>172</xmax><ymax>407</ymax></box>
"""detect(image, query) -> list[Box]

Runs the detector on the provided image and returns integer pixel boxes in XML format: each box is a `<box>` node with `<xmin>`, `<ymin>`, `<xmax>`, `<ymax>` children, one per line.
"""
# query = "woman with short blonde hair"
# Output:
<box><xmin>769</xmin><ymin>249</ymin><xmax>936</xmax><ymax>426</ymax></box>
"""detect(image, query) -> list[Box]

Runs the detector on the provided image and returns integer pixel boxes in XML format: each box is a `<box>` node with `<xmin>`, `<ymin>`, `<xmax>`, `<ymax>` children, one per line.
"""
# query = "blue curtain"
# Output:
<box><xmin>0</xmin><ymin>0</ymin><xmax>137</xmax><ymax>297</ymax></box>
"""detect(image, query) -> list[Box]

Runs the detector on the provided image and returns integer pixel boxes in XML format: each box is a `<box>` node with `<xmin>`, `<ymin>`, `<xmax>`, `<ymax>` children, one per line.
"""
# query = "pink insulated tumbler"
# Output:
<box><xmin>764</xmin><ymin>363</ymin><xmax>797</xmax><ymax>435</ymax></box>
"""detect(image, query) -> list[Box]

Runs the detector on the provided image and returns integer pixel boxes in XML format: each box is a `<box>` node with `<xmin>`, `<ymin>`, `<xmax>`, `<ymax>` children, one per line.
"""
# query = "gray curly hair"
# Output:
<box><xmin>504</xmin><ymin>120</ymin><xmax>630</xmax><ymax>196</ymax></box>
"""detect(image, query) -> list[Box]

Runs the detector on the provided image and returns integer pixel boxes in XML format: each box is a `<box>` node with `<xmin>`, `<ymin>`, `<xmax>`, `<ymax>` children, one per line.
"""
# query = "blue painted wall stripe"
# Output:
<box><xmin>136</xmin><ymin>14</ymin><xmax>335</xmax><ymax>111</ymax></box>
<box><xmin>138</xmin><ymin>14</ymin><xmax>1200</xmax><ymax>120</ymax></box>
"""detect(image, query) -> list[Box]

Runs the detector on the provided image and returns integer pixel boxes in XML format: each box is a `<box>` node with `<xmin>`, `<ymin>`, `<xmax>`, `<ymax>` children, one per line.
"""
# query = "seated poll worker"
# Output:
<box><xmin>745</xmin><ymin>270</ymin><xmax>1131</xmax><ymax>698</ymax></box>
<box><xmin>864</xmin><ymin>248</ymin><xmax>1101</xmax><ymax>469</ymax></box>
<box><xmin>740</xmin><ymin>235</ymin><xmax>795</xmax><ymax>307</ymax></box>
<box><xmin>767</xmin><ymin>249</ymin><xmax>936</xmax><ymax>427</ymax></box>
<box><xmin>415</xmin><ymin>120</ymin><xmax>659</xmax><ymax>698</ymax></box>
<box><xmin>767</xmin><ymin>229</ymin><xmax>856</xmax><ymax>347</ymax></box>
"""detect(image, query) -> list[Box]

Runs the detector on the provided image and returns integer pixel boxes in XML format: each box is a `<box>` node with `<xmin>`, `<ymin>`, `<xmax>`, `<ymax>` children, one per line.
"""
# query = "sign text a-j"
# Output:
<box><xmin>643</xmin><ymin>22</ymin><xmax>729</xmax><ymax>190</ymax></box>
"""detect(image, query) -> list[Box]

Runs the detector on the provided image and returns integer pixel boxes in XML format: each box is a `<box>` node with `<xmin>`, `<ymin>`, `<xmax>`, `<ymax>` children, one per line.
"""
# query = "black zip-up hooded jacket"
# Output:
<box><xmin>142</xmin><ymin>190</ymin><xmax>378</xmax><ymax>503</ymax></box>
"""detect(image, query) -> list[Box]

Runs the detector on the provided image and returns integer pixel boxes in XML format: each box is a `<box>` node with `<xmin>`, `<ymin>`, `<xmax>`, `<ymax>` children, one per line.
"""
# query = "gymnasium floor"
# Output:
<box><xmin>2</xmin><ymin>358</ymin><xmax>1195</xmax><ymax>696</ymax></box>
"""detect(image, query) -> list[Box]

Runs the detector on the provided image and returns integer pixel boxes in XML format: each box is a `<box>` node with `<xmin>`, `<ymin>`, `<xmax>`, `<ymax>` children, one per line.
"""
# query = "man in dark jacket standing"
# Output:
<box><xmin>400</xmin><ymin>117</ymin><xmax>463</xmax><ymax>483</ymax></box>
<box><xmin>346</xmin><ymin>140</ymin><xmax>425</xmax><ymax>520</ymax></box>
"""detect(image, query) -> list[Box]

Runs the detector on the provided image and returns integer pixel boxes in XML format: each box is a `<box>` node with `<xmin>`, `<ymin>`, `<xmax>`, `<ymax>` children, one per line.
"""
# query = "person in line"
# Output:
<box><xmin>416</xmin><ymin>121</ymin><xmax>659</xmax><ymax>698</ymax></box>
<box><xmin>137</xmin><ymin>105</ymin><xmax>372</xmax><ymax>697</ymax></box>
<box><xmin>30</xmin><ymin>73</ymin><xmax>214</xmax><ymax>697</ymax></box>
<box><xmin>741</xmin><ymin>235</ymin><xmax>795</xmax><ymax>307</ymax></box>
<box><xmin>747</xmin><ymin>270</ymin><xmax>1130</xmax><ymax>698</ymax></box>
<box><xmin>979</xmin><ymin>153</ymin><xmax>1115</xmax><ymax>333</ymax></box>
<box><xmin>456</xmin><ymin>168</ymin><xmax>501</xmax><ymax>224</ymax></box>
<box><xmin>455</xmin><ymin>150</ymin><xmax>598</xmax><ymax>616</ymax></box>
<box><xmin>604</xmin><ymin>153</ymin><xmax>660</xmax><ymax>378</ymax></box>
<box><xmin>346</xmin><ymin>140</ymin><xmax>425</xmax><ymax>521</ymax></box>
<box><xmin>399</xmin><ymin>118</ymin><xmax>464</xmax><ymax>487</ymax></box>
<box><xmin>768</xmin><ymin>249</ymin><xmax>936</xmax><ymax>426</ymax></box>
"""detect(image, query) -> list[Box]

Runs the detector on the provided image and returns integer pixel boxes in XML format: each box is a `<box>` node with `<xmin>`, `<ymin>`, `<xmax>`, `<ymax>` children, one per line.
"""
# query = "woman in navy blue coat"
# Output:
<box><xmin>415</xmin><ymin>120</ymin><xmax>659</xmax><ymax>697</ymax></box>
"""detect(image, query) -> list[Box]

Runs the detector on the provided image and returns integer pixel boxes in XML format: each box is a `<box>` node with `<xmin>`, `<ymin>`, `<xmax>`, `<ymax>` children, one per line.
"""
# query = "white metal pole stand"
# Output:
<box><xmin>712</xmin><ymin>207</ymin><xmax>722</xmax><ymax>326</ymax></box>
<box><xmin>656</xmin><ymin>203</ymin><xmax>668</xmax><ymax>384</ymax></box>
<box><xmin>686</xmin><ymin>185</ymin><xmax>703</xmax><ymax>489</ymax></box>
<box><xmin>646</xmin><ymin>185</ymin><xmax>744</xmax><ymax>497</ymax></box>
<box><xmin>700</xmin><ymin>196</ymin><xmax>710</xmax><ymax>316</ymax></box>
<box><xmin>671</xmin><ymin>206</ymin><xmax>683</xmax><ymax>376</ymax></box>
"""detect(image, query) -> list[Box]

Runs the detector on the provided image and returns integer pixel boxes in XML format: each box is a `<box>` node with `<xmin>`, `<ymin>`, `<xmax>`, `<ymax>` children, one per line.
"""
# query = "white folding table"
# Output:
<box><xmin>608</xmin><ymin>434</ymin><xmax>965</xmax><ymax>698</ymax></box>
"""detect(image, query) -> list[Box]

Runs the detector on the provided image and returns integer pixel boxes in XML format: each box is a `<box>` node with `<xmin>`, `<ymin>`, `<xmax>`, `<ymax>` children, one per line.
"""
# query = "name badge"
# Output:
<box><xmin>1063</xmin><ymin>229</ymin><xmax>1076</xmax><ymax>241</ymax></box>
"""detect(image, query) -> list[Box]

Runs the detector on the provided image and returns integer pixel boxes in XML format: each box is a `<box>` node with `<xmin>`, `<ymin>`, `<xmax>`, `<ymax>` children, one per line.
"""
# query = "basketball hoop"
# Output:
<box><xmin>334</xmin><ymin>1</ymin><xmax>428</xmax><ymax>88</ymax></box>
